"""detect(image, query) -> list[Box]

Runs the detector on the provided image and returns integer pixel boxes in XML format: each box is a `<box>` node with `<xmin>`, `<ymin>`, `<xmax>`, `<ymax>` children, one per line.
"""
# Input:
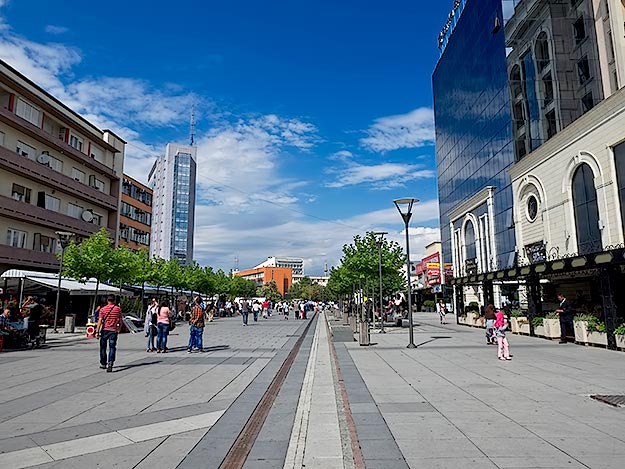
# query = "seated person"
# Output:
<box><xmin>0</xmin><ymin>308</ymin><xmax>13</xmax><ymax>331</ymax></box>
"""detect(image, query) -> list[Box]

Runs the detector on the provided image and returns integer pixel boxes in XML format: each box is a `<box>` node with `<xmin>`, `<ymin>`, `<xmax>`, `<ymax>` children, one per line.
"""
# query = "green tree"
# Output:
<box><xmin>229</xmin><ymin>275</ymin><xmax>257</xmax><ymax>298</ymax></box>
<box><xmin>61</xmin><ymin>228</ymin><xmax>117</xmax><ymax>313</ymax></box>
<box><xmin>258</xmin><ymin>280</ymin><xmax>282</xmax><ymax>302</ymax></box>
<box><xmin>328</xmin><ymin>231</ymin><xmax>405</xmax><ymax>300</ymax></box>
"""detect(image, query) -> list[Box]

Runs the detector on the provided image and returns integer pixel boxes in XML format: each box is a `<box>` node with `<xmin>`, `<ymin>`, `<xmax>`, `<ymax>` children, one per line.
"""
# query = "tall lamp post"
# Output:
<box><xmin>54</xmin><ymin>231</ymin><xmax>74</xmax><ymax>333</ymax></box>
<box><xmin>373</xmin><ymin>231</ymin><xmax>388</xmax><ymax>333</ymax></box>
<box><xmin>394</xmin><ymin>198</ymin><xmax>419</xmax><ymax>349</ymax></box>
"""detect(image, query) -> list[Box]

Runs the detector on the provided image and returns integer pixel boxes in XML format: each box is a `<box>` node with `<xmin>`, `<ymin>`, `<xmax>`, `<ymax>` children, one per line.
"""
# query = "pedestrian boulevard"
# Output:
<box><xmin>0</xmin><ymin>310</ymin><xmax>624</xmax><ymax>468</ymax></box>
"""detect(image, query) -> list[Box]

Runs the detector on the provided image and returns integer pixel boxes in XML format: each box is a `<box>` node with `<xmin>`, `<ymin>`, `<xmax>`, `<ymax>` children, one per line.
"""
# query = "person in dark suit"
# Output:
<box><xmin>556</xmin><ymin>293</ymin><xmax>574</xmax><ymax>344</ymax></box>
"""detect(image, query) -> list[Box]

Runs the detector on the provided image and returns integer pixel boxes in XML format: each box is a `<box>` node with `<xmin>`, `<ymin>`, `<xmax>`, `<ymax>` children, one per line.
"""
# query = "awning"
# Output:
<box><xmin>0</xmin><ymin>269</ymin><xmax>132</xmax><ymax>296</ymax></box>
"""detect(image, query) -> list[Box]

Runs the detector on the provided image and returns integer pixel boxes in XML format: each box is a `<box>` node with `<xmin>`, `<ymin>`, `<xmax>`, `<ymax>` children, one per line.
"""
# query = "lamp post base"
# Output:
<box><xmin>407</xmin><ymin>343</ymin><xmax>417</xmax><ymax>349</ymax></box>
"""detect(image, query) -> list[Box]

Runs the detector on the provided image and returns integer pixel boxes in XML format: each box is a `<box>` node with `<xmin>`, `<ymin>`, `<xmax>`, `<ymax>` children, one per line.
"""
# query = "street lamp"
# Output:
<box><xmin>373</xmin><ymin>231</ymin><xmax>388</xmax><ymax>333</ymax></box>
<box><xmin>394</xmin><ymin>198</ymin><xmax>419</xmax><ymax>349</ymax></box>
<box><xmin>54</xmin><ymin>231</ymin><xmax>74</xmax><ymax>333</ymax></box>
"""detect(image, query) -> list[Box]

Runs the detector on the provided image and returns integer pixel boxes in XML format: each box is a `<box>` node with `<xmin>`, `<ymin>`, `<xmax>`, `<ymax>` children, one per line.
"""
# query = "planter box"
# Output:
<box><xmin>588</xmin><ymin>331</ymin><xmax>607</xmax><ymax>347</ymax></box>
<box><xmin>574</xmin><ymin>320</ymin><xmax>589</xmax><ymax>344</ymax></box>
<box><xmin>517</xmin><ymin>317</ymin><xmax>530</xmax><ymax>335</ymax></box>
<box><xmin>458</xmin><ymin>316</ymin><xmax>468</xmax><ymax>325</ymax></box>
<box><xmin>534</xmin><ymin>325</ymin><xmax>545</xmax><ymax>337</ymax></box>
<box><xmin>616</xmin><ymin>335</ymin><xmax>625</xmax><ymax>349</ymax></box>
<box><xmin>543</xmin><ymin>319</ymin><xmax>561</xmax><ymax>339</ymax></box>
<box><xmin>466</xmin><ymin>312</ymin><xmax>479</xmax><ymax>326</ymax></box>
<box><xmin>510</xmin><ymin>317</ymin><xmax>520</xmax><ymax>334</ymax></box>
<box><xmin>474</xmin><ymin>316</ymin><xmax>485</xmax><ymax>327</ymax></box>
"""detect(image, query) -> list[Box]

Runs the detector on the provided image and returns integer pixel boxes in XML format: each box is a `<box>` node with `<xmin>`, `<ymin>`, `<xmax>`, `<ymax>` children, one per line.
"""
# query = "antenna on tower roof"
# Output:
<box><xmin>189</xmin><ymin>103</ymin><xmax>196</xmax><ymax>146</ymax></box>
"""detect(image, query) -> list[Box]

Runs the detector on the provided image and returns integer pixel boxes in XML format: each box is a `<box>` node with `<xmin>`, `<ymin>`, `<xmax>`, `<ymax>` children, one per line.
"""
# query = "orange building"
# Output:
<box><xmin>119</xmin><ymin>175</ymin><xmax>152</xmax><ymax>250</ymax></box>
<box><xmin>234</xmin><ymin>267</ymin><xmax>292</xmax><ymax>297</ymax></box>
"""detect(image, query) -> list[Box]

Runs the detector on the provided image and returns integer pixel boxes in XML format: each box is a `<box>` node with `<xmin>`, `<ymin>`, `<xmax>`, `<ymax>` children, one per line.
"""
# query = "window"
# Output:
<box><xmin>577</xmin><ymin>57</ymin><xmax>591</xmax><ymax>84</ymax></box>
<box><xmin>7</xmin><ymin>228</ymin><xmax>27</xmax><ymax>248</ymax></box>
<box><xmin>510</xmin><ymin>65</ymin><xmax>523</xmax><ymax>98</ymax></box>
<box><xmin>0</xmin><ymin>130</ymin><xmax>4</xmax><ymax>146</ymax></box>
<box><xmin>464</xmin><ymin>220</ymin><xmax>477</xmax><ymax>260</ymax></box>
<box><xmin>48</xmin><ymin>155</ymin><xmax>63</xmax><ymax>172</ymax></box>
<box><xmin>513</xmin><ymin>101</ymin><xmax>525</xmax><ymax>131</ymax></box>
<box><xmin>11</xmin><ymin>184</ymin><xmax>31</xmax><ymax>203</ymax></box>
<box><xmin>89</xmin><ymin>175</ymin><xmax>105</xmax><ymax>192</ymax></box>
<box><xmin>33</xmin><ymin>233</ymin><xmax>55</xmax><ymax>253</ymax></box>
<box><xmin>572</xmin><ymin>163</ymin><xmax>602</xmax><ymax>254</ymax></box>
<box><xmin>614</xmin><ymin>142</ymin><xmax>625</xmax><ymax>238</ymax></box>
<box><xmin>15</xmin><ymin>98</ymin><xmax>40</xmax><ymax>126</ymax></box>
<box><xmin>90</xmin><ymin>145</ymin><xmax>104</xmax><ymax>162</ymax></box>
<box><xmin>535</xmin><ymin>33</ymin><xmax>550</xmax><ymax>72</ymax></box>
<box><xmin>581</xmin><ymin>91</ymin><xmax>594</xmax><ymax>113</ymax></box>
<box><xmin>545</xmin><ymin>110</ymin><xmax>557</xmax><ymax>139</ymax></box>
<box><xmin>573</xmin><ymin>17</ymin><xmax>586</xmax><ymax>45</ymax></box>
<box><xmin>91</xmin><ymin>213</ymin><xmax>103</xmax><ymax>226</ymax></box>
<box><xmin>542</xmin><ymin>72</ymin><xmax>554</xmax><ymax>106</ymax></box>
<box><xmin>526</xmin><ymin>195</ymin><xmax>539</xmax><ymax>222</ymax></box>
<box><xmin>71</xmin><ymin>168</ymin><xmax>85</xmax><ymax>183</ymax></box>
<box><xmin>16</xmin><ymin>140</ymin><xmax>36</xmax><ymax>159</ymax></box>
<box><xmin>69</xmin><ymin>133</ymin><xmax>84</xmax><ymax>152</ymax></box>
<box><xmin>37</xmin><ymin>192</ymin><xmax>60</xmax><ymax>212</ymax></box>
<box><xmin>67</xmin><ymin>203</ymin><xmax>83</xmax><ymax>219</ymax></box>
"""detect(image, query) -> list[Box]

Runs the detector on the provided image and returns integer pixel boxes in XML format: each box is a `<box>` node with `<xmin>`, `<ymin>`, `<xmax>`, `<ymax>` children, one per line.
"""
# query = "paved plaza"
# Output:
<box><xmin>0</xmin><ymin>311</ymin><xmax>624</xmax><ymax>468</ymax></box>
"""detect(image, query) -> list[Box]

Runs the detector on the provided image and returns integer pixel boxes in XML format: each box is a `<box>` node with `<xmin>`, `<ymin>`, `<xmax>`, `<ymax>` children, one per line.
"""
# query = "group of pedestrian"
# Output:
<box><xmin>143</xmin><ymin>298</ymin><xmax>175</xmax><ymax>353</ymax></box>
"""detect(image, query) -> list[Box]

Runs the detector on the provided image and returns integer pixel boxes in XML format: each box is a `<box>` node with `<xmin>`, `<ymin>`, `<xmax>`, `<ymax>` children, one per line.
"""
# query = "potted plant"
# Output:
<box><xmin>423</xmin><ymin>300</ymin><xmax>435</xmax><ymax>312</ymax></box>
<box><xmin>532</xmin><ymin>316</ymin><xmax>545</xmax><ymax>337</ymax></box>
<box><xmin>614</xmin><ymin>324</ymin><xmax>625</xmax><ymax>350</ymax></box>
<box><xmin>587</xmin><ymin>320</ymin><xmax>607</xmax><ymax>347</ymax></box>
<box><xmin>509</xmin><ymin>309</ymin><xmax>528</xmax><ymax>334</ymax></box>
<box><xmin>457</xmin><ymin>309</ymin><xmax>468</xmax><ymax>325</ymax></box>
<box><xmin>543</xmin><ymin>312</ymin><xmax>561</xmax><ymax>339</ymax></box>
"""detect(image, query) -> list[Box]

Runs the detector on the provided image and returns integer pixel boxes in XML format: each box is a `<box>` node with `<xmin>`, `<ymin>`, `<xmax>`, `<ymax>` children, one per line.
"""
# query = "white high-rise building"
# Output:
<box><xmin>255</xmin><ymin>256</ymin><xmax>305</xmax><ymax>281</ymax></box>
<box><xmin>148</xmin><ymin>143</ymin><xmax>196</xmax><ymax>265</ymax></box>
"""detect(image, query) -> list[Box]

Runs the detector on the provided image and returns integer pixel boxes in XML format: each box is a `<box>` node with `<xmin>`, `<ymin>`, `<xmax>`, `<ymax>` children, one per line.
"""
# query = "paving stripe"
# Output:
<box><xmin>0</xmin><ymin>409</ymin><xmax>225</xmax><ymax>469</ymax></box>
<box><xmin>283</xmin><ymin>311</ymin><xmax>321</xmax><ymax>468</ymax></box>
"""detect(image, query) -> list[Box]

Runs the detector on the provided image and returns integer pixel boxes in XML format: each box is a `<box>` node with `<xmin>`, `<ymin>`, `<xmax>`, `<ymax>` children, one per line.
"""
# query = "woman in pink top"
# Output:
<box><xmin>494</xmin><ymin>310</ymin><xmax>512</xmax><ymax>361</ymax></box>
<box><xmin>156</xmin><ymin>300</ymin><xmax>172</xmax><ymax>353</ymax></box>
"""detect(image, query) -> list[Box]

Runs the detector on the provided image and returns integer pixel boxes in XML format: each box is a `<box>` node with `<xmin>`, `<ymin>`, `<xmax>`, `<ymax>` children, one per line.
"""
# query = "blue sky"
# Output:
<box><xmin>0</xmin><ymin>0</ymin><xmax>452</xmax><ymax>275</ymax></box>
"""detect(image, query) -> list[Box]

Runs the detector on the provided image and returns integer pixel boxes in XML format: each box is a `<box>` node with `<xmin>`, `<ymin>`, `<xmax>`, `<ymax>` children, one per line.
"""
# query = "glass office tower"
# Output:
<box><xmin>149</xmin><ymin>143</ymin><xmax>197</xmax><ymax>265</ymax></box>
<box><xmin>433</xmin><ymin>0</ymin><xmax>516</xmax><ymax>275</ymax></box>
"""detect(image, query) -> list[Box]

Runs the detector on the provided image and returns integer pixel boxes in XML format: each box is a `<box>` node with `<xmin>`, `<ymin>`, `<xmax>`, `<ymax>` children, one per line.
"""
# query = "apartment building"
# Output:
<box><xmin>120</xmin><ymin>175</ymin><xmax>152</xmax><ymax>251</ymax></box>
<box><xmin>0</xmin><ymin>60</ymin><xmax>125</xmax><ymax>273</ymax></box>
<box><xmin>234</xmin><ymin>266</ymin><xmax>293</xmax><ymax>297</ymax></box>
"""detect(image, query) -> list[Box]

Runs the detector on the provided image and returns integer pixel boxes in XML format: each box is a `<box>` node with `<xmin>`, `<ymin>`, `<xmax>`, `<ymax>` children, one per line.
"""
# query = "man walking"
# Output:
<box><xmin>96</xmin><ymin>295</ymin><xmax>122</xmax><ymax>372</ymax></box>
<box><xmin>556</xmin><ymin>293</ymin><xmax>574</xmax><ymax>344</ymax></box>
<box><xmin>240</xmin><ymin>298</ymin><xmax>250</xmax><ymax>326</ymax></box>
<box><xmin>187</xmin><ymin>297</ymin><xmax>205</xmax><ymax>353</ymax></box>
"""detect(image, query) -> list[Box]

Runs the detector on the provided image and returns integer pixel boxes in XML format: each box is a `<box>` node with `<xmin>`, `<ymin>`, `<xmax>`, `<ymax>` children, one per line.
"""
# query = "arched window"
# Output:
<box><xmin>510</xmin><ymin>65</ymin><xmax>523</xmax><ymax>98</ymax></box>
<box><xmin>572</xmin><ymin>163</ymin><xmax>601</xmax><ymax>254</ymax></box>
<box><xmin>535</xmin><ymin>32</ymin><xmax>550</xmax><ymax>72</ymax></box>
<box><xmin>465</xmin><ymin>220</ymin><xmax>477</xmax><ymax>260</ymax></box>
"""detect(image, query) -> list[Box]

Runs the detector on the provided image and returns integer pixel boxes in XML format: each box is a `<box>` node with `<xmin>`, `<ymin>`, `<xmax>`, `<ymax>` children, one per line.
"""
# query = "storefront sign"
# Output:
<box><xmin>524</xmin><ymin>241</ymin><xmax>546</xmax><ymax>264</ymax></box>
<box><xmin>466</xmin><ymin>258</ymin><xmax>477</xmax><ymax>275</ymax></box>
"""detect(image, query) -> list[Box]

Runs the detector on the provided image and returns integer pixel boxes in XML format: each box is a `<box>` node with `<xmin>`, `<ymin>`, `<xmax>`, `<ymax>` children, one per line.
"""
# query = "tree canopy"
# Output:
<box><xmin>326</xmin><ymin>231</ymin><xmax>405</xmax><ymax>300</ymax></box>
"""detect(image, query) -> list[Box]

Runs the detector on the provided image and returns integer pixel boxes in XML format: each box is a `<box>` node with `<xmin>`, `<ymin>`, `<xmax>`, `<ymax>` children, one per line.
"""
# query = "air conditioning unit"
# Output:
<box><xmin>81</xmin><ymin>210</ymin><xmax>94</xmax><ymax>222</ymax></box>
<box><xmin>36</xmin><ymin>153</ymin><xmax>50</xmax><ymax>165</ymax></box>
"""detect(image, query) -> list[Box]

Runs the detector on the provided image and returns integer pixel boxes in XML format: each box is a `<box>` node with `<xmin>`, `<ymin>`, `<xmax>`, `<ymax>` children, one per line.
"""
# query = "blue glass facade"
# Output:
<box><xmin>433</xmin><ymin>0</ymin><xmax>516</xmax><ymax>270</ymax></box>
<box><xmin>171</xmin><ymin>152</ymin><xmax>196</xmax><ymax>265</ymax></box>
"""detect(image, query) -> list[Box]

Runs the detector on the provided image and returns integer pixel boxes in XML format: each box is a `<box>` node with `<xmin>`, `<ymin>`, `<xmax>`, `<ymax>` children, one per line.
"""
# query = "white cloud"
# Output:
<box><xmin>326</xmin><ymin>161</ymin><xmax>435</xmax><ymax>189</ymax></box>
<box><xmin>45</xmin><ymin>25</ymin><xmax>68</xmax><ymax>35</ymax></box>
<box><xmin>361</xmin><ymin>107</ymin><xmax>435</xmax><ymax>152</ymax></box>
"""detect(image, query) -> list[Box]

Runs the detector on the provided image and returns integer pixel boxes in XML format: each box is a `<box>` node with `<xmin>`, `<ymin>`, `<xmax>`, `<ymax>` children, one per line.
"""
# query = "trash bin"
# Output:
<box><xmin>64</xmin><ymin>314</ymin><xmax>76</xmax><ymax>333</ymax></box>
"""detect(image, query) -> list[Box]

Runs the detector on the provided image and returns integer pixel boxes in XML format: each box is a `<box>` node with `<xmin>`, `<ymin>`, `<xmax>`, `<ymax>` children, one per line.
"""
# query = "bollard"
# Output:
<box><xmin>359</xmin><ymin>321</ymin><xmax>370</xmax><ymax>346</ymax></box>
<box><xmin>86</xmin><ymin>323</ymin><xmax>96</xmax><ymax>338</ymax></box>
<box><xmin>349</xmin><ymin>315</ymin><xmax>357</xmax><ymax>333</ymax></box>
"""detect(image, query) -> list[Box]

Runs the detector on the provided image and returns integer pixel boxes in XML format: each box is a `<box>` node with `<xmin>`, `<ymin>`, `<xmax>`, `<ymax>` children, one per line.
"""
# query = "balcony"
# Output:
<box><xmin>0</xmin><ymin>194</ymin><xmax>115</xmax><ymax>239</ymax></box>
<box><xmin>0</xmin><ymin>243</ymin><xmax>59</xmax><ymax>271</ymax></box>
<box><xmin>0</xmin><ymin>146</ymin><xmax>118</xmax><ymax>211</ymax></box>
<box><xmin>0</xmin><ymin>106</ymin><xmax>119</xmax><ymax>180</ymax></box>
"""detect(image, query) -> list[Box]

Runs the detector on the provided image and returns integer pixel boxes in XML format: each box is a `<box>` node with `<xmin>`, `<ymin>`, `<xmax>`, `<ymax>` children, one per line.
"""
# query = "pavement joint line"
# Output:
<box><xmin>0</xmin><ymin>409</ymin><xmax>225</xmax><ymax>469</ymax></box>
<box><xmin>283</xmin><ymin>310</ymin><xmax>321</xmax><ymax>468</ymax></box>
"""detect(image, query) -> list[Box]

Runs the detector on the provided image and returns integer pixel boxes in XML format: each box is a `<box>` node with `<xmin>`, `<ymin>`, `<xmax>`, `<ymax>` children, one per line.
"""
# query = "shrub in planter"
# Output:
<box><xmin>543</xmin><ymin>312</ymin><xmax>561</xmax><ymax>339</ymax></box>
<box><xmin>532</xmin><ymin>317</ymin><xmax>545</xmax><ymax>337</ymax></box>
<box><xmin>423</xmin><ymin>300</ymin><xmax>435</xmax><ymax>312</ymax></box>
<box><xmin>573</xmin><ymin>314</ymin><xmax>594</xmax><ymax>344</ymax></box>
<box><xmin>587</xmin><ymin>319</ymin><xmax>607</xmax><ymax>347</ymax></box>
